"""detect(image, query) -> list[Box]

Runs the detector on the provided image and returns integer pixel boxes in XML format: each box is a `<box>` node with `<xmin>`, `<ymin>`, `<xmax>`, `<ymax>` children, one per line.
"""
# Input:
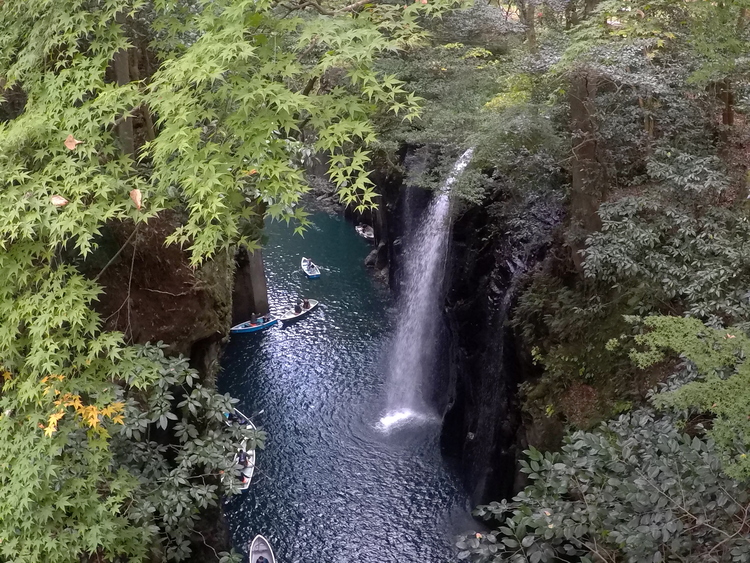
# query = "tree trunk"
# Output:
<box><xmin>568</xmin><ymin>69</ymin><xmax>607</xmax><ymax>273</ymax></box>
<box><xmin>114</xmin><ymin>11</ymin><xmax>135</xmax><ymax>157</ymax></box>
<box><xmin>520</xmin><ymin>0</ymin><xmax>538</xmax><ymax>53</ymax></box>
<box><xmin>721</xmin><ymin>79</ymin><xmax>734</xmax><ymax>127</ymax></box>
<box><xmin>129</xmin><ymin>45</ymin><xmax>157</xmax><ymax>142</ymax></box>
<box><xmin>565</xmin><ymin>1</ymin><xmax>579</xmax><ymax>29</ymax></box>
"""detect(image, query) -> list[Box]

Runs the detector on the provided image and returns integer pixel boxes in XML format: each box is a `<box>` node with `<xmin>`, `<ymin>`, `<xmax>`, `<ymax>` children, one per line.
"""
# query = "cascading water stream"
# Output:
<box><xmin>380</xmin><ymin>148</ymin><xmax>475</xmax><ymax>430</ymax></box>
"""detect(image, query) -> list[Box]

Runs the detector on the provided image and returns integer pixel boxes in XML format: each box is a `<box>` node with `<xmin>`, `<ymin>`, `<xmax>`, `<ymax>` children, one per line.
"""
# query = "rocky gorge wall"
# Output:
<box><xmin>441</xmin><ymin>188</ymin><xmax>562</xmax><ymax>505</ymax></box>
<box><xmin>81</xmin><ymin>213</ymin><xmax>243</xmax><ymax>561</ymax></box>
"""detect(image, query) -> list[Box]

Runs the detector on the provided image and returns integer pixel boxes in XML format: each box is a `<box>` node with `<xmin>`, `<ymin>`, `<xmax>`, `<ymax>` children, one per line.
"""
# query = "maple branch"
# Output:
<box><xmin>340</xmin><ymin>0</ymin><xmax>372</xmax><ymax>12</ymax></box>
<box><xmin>301</xmin><ymin>76</ymin><xmax>318</xmax><ymax>96</ymax></box>
<box><xmin>94</xmin><ymin>224</ymin><xmax>140</xmax><ymax>282</ymax></box>
<box><xmin>143</xmin><ymin>288</ymin><xmax>191</xmax><ymax>297</ymax></box>
<box><xmin>280</xmin><ymin>0</ymin><xmax>375</xmax><ymax>15</ymax></box>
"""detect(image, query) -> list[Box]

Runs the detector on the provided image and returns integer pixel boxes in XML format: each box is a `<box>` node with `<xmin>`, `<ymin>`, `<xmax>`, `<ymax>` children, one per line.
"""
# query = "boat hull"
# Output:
<box><xmin>237</xmin><ymin>439</ymin><xmax>256</xmax><ymax>490</ymax></box>
<box><xmin>249</xmin><ymin>535</ymin><xmax>276</xmax><ymax>563</ymax></box>
<box><xmin>356</xmin><ymin>225</ymin><xmax>375</xmax><ymax>241</ymax></box>
<box><xmin>279</xmin><ymin>299</ymin><xmax>319</xmax><ymax>323</ymax></box>
<box><xmin>226</xmin><ymin>409</ymin><xmax>257</xmax><ymax>491</ymax></box>
<box><xmin>230</xmin><ymin>318</ymin><xmax>277</xmax><ymax>333</ymax></box>
<box><xmin>301</xmin><ymin>257</ymin><xmax>321</xmax><ymax>279</ymax></box>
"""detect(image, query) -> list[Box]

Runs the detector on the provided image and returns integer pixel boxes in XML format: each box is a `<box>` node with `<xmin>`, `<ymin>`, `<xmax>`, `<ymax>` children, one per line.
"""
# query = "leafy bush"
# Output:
<box><xmin>460</xmin><ymin>411</ymin><xmax>750</xmax><ymax>563</ymax></box>
<box><xmin>623</xmin><ymin>316</ymin><xmax>750</xmax><ymax>480</ymax></box>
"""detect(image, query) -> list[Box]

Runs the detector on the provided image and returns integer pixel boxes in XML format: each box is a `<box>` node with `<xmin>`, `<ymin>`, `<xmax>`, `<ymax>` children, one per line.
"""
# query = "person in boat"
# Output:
<box><xmin>262</xmin><ymin>314</ymin><xmax>270</xmax><ymax>323</ymax></box>
<box><xmin>294</xmin><ymin>302</ymin><xmax>302</xmax><ymax>314</ymax></box>
<box><xmin>230</xmin><ymin>412</ymin><xmax>248</xmax><ymax>425</ymax></box>
<box><xmin>250</xmin><ymin>312</ymin><xmax>257</xmax><ymax>325</ymax></box>
<box><xmin>238</xmin><ymin>450</ymin><xmax>248</xmax><ymax>466</ymax></box>
<box><xmin>303</xmin><ymin>298</ymin><xmax>310</xmax><ymax>310</ymax></box>
<box><xmin>256</xmin><ymin>557</ymin><xmax>269</xmax><ymax>563</ymax></box>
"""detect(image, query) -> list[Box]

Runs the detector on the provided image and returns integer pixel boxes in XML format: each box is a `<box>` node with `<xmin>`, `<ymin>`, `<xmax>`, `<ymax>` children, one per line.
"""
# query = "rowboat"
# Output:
<box><xmin>248</xmin><ymin>535</ymin><xmax>276</xmax><ymax>563</ymax></box>
<box><xmin>236</xmin><ymin>438</ymin><xmax>256</xmax><ymax>491</ymax></box>
<box><xmin>225</xmin><ymin>409</ymin><xmax>257</xmax><ymax>490</ymax></box>
<box><xmin>230</xmin><ymin>316</ymin><xmax>277</xmax><ymax>334</ymax></box>
<box><xmin>355</xmin><ymin>224</ymin><xmax>375</xmax><ymax>241</ymax></box>
<box><xmin>301</xmin><ymin>257</ymin><xmax>321</xmax><ymax>279</ymax></box>
<box><xmin>278</xmin><ymin>299</ymin><xmax>319</xmax><ymax>324</ymax></box>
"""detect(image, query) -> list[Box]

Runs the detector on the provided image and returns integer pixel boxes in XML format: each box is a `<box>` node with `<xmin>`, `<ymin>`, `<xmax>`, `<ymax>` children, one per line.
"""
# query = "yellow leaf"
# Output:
<box><xmin>50</xmin><ymin>195</ymin><xmax>69</xmax><ymax>207</ymax></box>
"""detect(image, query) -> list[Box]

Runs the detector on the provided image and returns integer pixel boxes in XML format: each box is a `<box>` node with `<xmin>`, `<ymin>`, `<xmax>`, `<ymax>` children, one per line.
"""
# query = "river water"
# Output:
<box><xmin>218</xmin><ymin>212</ymin><xmax>471</xmax><ymax>562</ymax></box>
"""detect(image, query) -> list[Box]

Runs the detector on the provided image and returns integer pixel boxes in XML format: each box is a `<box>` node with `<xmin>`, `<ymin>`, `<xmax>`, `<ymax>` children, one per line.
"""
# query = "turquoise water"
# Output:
<box><xmin>219</xmin><ymin>213</ymin><xmax>470</xmax><ymax>562</ymax></box>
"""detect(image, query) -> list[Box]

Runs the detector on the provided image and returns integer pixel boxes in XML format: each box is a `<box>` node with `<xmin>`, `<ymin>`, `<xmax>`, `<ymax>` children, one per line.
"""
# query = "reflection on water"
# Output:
<box><xmin>218</xmin><ymin>213</ymin><xmax>470</xmax><ymax>562</ymax></box>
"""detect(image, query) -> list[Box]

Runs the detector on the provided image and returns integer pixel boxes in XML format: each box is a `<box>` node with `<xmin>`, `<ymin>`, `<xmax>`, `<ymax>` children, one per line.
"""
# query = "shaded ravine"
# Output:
<box><xmin>219</xmin><ymin>213</ymin><xmax>472</xmax><ymax>562</ymax></box>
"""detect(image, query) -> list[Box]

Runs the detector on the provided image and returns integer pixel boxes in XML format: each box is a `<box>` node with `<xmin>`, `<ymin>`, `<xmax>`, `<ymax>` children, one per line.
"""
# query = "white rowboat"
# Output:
<box><xmin>248</xmin><ymin>535</ymin><xmax>276</xmax><ymax>563</ymax></box>
<box><xmin>301</xmin><ymin>257</ymin><xmax>321</xmax><ymax>279</ymax></box>
<box><xmin>278</xmin><ymin>299</ymin><xmax>319</xmax><ymax>324</ymax></box>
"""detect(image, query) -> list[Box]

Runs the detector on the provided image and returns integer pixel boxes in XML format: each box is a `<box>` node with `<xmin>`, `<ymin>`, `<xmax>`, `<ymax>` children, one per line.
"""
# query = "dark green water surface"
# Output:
<box><xmin>219</xmin><ymin>213</ymin><xmax>471</xmax><ymax>562</ymax></box>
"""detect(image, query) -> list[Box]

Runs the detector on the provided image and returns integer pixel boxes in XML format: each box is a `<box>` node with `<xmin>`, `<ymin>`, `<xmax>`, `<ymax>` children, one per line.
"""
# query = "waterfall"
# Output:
<box><xmin>379</xmin><ymin>148</ymin><xmax>475</xmax><ymax>430</ymax></box>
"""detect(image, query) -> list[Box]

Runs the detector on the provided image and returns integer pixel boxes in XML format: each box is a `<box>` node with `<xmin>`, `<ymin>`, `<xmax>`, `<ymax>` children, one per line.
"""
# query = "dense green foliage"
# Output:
<box><xmin>430</xmin><ymin>0</ymin><xmax>750</xmax><ymax>560</ymax></box>
<box><xmin>462</xmin><ymin>411</ymin><xmax>750</xmax><ymax>563</ymax></box>
<box><xmin>623</xmin><ymin>316</ymin><xmax>750</xmax><ymax>480</ymax></box>
<box><xmin>1</xmin><ymin>344</ymin><xmax>260</xmax><ymax>562</ymax></box>
<box><xmin>0</xmin><ymin>0</ymin><xmax>466</xmax><ymax>560</ymax></box>
<box><xmin>373</xmin><ymin>3</ymin><xmax>566</xmax><ymax>203</ymax></box>
<box><xmin>509</xmin><ymin>0</ymin><xmax>750</xmax><ymax>418</ymax></box>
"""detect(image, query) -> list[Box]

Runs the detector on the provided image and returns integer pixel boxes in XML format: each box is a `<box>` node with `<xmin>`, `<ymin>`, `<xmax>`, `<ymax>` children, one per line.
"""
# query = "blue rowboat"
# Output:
<box><xmin>230</xmin><ymin>316</ymin><xmax>277</xmax><ymax>334</ymax></box>
<box><xmin>301</xmin><ymin>257</ymin><xmax>321</xmax><ymax>279</ymax></box>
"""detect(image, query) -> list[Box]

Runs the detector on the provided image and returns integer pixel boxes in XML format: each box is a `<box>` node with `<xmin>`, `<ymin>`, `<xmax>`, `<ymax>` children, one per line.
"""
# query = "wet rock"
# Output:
<box><xmin>233</xmin><ymin>246</ymin><xmax>270</xmax><ymax>323</ymax></box>
<box><xmin>441</xmin><ymin>189</ymin><xmax>564</xmax><ymax>505</ymax></box>
<box><xmin>365</xmin><ymin>248</ymin><xmax>378</xmax><ymax>267</ymax></box>
<box><xmin>375</xmin><ymin>241</ymin><xmax>389</xmax><ymax>270</ymax></box>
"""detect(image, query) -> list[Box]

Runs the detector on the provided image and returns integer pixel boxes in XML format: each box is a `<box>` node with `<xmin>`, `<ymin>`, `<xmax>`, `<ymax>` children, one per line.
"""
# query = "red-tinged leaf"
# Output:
<box><xmin>64</xmin><ymin>134</ymin><xmax>83</xmax><ymax>150</ymax></box>
<box><xmin>129</xmin><ymin>189</ymin><xmax>142</xmax><ymax>210</ymax></box>
<box><xmin>50</xmin><ymin>195</ymin><xmax>69</xmax><ymax>207</ymax></box>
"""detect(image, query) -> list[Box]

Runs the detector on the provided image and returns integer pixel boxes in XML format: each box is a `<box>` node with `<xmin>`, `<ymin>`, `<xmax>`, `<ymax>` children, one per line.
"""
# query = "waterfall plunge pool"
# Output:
<box><xmin>218</xmin><ymin>212</ymin><xmax>472</xmax><ymax>562</ymax></box>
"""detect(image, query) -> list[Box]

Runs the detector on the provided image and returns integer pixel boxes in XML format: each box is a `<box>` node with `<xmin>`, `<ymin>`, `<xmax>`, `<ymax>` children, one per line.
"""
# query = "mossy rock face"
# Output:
<box><xmin>88</xmin><ymin>213</ymin><xmax>234</xmax><ymax>376</ymax></box>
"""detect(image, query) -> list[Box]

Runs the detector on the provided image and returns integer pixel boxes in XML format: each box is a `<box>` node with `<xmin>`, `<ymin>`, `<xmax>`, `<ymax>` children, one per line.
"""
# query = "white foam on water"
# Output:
<box><xmin>377</xmin><ymin>408</ymin><xmax>438</xmax><ymax>432</ymax></box>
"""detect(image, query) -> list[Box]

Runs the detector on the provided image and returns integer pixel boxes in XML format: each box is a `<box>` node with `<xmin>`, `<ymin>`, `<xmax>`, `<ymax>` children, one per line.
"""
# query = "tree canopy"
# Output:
<box><xmin>0</xmin><ymin>0</ymin><xmax>466</xmax><ymax>560</ymax></box>
<box><xmin>429</xmin><ymin>0</ymin><xmax>750</xmax><ymax>560</ymax></box>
